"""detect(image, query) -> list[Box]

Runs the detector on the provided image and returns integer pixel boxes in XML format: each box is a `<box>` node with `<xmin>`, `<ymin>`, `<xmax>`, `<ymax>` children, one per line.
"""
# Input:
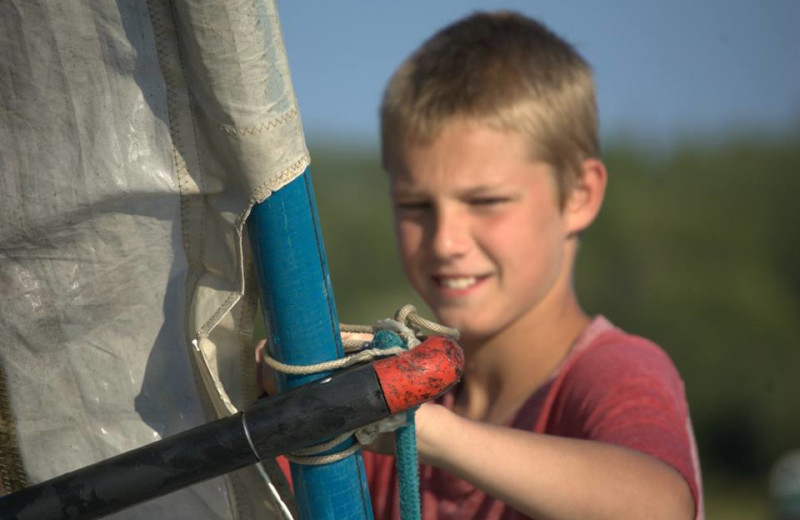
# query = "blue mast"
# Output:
<box><xmin>248</xmin><ymin>168</ymin><xmax>375</xmax><ymax>520</ymax></box>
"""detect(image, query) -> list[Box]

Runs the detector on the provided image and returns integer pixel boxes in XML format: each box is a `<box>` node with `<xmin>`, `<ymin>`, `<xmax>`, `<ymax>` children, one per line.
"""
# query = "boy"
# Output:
<box><xmin>361</xmin><ymin>11</ymin><xmax>703</xmax><ymax>520</ymax></box>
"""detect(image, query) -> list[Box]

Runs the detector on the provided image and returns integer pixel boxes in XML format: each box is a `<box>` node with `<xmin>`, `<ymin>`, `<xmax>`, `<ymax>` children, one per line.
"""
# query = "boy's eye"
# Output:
<box><xmin>469</xmin><ymin>197</ymin><xmax>509</xmax><ymax>207</ymax></box>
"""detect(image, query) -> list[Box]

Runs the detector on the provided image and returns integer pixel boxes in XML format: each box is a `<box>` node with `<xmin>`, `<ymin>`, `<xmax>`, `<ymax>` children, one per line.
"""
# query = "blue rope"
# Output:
<box><xmin>395</xmin><ymin>412</ymin><xmax>420</xmax><ymax>520</ymax></box>
<box><xmin>371</xmin><ymin>330</ymin><xmax>421</xmax><ymax>520</ymax></box>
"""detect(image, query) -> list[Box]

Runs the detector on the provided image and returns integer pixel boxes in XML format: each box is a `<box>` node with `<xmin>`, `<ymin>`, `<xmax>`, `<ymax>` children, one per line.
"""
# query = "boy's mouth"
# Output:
<box><xmin>433</xmin><ymin>275</ymin><xmax>487</xmax><ymax>291</ymax></box>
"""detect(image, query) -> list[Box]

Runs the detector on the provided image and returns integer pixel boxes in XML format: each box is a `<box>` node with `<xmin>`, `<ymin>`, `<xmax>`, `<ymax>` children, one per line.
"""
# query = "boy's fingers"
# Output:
<box><xmin>361</xmin><ymin>431</ymin><xmax>396</xmax><ymax>457</ymax></box>
<box><xmin>341</xmin><ymin>332</ymin><xmax>374</xmax><ymax>343</ymax></box>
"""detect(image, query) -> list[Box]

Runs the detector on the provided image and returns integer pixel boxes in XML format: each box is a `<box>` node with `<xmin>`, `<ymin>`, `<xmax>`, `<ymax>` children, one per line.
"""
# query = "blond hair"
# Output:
<box><xmin>380</xmin><ymin>11</ymin><xmax>599</xmax><ymax>206</ymax></box>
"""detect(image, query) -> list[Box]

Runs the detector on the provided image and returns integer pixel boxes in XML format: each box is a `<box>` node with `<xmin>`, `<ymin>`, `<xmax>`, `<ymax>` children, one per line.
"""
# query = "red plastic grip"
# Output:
<box><xmin>372</xmin><ymin>336</ymin><xmax>464</xmax><ymax>414</ymax></box>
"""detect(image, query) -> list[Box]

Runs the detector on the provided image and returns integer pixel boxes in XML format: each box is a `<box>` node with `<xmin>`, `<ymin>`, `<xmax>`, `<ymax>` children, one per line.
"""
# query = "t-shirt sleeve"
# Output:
<box><xmin>362</xmin><ymin>450</ymin><xmax>401</xmax><ymax>519</ymax></box>
<box><xmin>552</xmin><ymin>335</ymin><xmax>702</xmax><ymax>516</ymax></box>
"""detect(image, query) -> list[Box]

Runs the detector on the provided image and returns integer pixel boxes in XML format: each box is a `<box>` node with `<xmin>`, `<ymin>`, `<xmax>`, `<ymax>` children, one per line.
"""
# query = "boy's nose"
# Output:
<box><xmin>430</xmin><ymin>209</ymin><xmax>469</xmax><ymax>258</ymax></box>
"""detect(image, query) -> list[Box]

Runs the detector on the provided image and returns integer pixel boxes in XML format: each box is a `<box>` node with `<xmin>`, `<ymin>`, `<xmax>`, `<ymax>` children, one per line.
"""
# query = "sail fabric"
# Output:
<box><xmin>0</xmin><ymin>0</ymin><xmax>307</xmax><ymax>518</ymax></box>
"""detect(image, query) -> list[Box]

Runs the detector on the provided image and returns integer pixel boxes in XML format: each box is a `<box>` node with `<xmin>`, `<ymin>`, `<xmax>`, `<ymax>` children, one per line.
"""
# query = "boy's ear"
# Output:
<box><xmin>564</xmin><ymin>158</ymin><xmax>607</xmax><ymax>234</ymax></box>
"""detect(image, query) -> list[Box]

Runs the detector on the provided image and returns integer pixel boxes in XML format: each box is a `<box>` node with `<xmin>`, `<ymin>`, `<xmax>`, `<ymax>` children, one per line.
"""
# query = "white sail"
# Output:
<box><xmin>0</xmin><ymin>1</ymin><xmax>307</xmax><ymax>518</ymax></box>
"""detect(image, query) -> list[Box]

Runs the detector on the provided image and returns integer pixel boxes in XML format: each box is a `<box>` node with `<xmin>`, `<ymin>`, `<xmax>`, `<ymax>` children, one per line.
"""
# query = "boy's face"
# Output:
<box><xmin>390</xmin><ymin>122</ymin><xmax>577</xmax><ymax>341</ymax></box>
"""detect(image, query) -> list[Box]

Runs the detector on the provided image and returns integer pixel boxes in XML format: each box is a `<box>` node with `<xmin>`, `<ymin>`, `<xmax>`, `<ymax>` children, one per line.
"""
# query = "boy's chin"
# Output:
<box><xmin>430</xmin><ymin>311</ymin><xmax>496</xmax><ymax>344</ymax></box>
<box><xmin>455</xmin><ymin>324</ymin><xmax>496</xmax><ymax>342</ymax></box>
<box><xmin>421</xmin><ymin>299</ymin><xmax>502</xmax><ymax>341</ymax></box>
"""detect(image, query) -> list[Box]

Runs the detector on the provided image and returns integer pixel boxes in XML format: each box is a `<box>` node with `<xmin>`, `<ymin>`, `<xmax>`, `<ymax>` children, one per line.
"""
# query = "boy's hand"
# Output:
<box><xmin>362</xmin><ymin>400</ymin><xmax>455</xmax><ymax>460</ymax></box>
<box><xmin>360</xmin><ymin>427</ymin><xmax>397</xmax><ymax>457</ymax></box>
<box><xmin>360</xmin><ymin>402</ymin><xmax>444</xmax><ymax>458</ymax></box>
<box><xmin>340</xmin><ymin>331</ymin><xmax>374</xmax><ymax>350</ymax></box>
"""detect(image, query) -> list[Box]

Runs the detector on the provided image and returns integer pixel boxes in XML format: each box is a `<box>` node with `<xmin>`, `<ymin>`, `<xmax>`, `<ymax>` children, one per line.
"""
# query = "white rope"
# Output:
<box><xmin>262</xmin><ymin>346</ymin><xmax>406</xmax><ymax>375</ymax></box>
<box><xmin>395</xmin><ymin>304</ymin><xmax>460</xmax><ymax>340</ymax></box>
<box><xmin>284</xmin><ymin>432</ymin><xmax>361</xmax><ymax>465</ymax></box>
<box><xmin>285</xmin><ymin>414</ymin><xmax>411</xmax><ymax>465</ymax></box>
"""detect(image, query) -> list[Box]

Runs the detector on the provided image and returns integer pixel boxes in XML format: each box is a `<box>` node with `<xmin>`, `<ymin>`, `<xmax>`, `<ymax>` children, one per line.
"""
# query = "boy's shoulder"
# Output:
<box><xmin>544</xmin><ymin>317</ymin><xmax>702</xmax><ymax>515</ymax></box>
<box><xmin>570</xmin><ymin>316</ymin><xmax>678</xmax><ymax>368</ymax></box>
<box><xmin>557</xmin><ymin>316</ymin><xmax>687</xmax><ymax>403</ymax></box>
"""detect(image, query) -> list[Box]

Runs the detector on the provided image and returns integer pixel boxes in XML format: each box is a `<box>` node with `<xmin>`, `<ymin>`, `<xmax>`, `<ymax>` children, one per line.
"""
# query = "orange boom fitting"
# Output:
<box><xmin>373</xmin><ymin>336</ymin><xmax>465</xmax><ymax>414</ymax></box>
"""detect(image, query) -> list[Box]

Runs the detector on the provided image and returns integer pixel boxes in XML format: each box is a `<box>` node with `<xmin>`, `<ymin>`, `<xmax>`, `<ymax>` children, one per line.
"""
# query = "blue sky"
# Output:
<box><xmin>276</xmin><ymin>1</ymin><xmax>800</xmax><ymax>149</ymax></box>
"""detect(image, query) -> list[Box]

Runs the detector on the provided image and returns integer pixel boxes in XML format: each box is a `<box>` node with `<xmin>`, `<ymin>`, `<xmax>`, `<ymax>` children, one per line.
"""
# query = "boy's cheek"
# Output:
<box><xmin>396</xmin><ymin>225</ymin><xmax>425</xmax><ymax>257</ymax></box>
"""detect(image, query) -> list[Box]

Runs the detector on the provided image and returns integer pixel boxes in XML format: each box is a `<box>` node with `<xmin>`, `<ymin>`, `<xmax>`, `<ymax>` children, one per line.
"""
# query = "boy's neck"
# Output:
<box><xmin>453</xmin><ymin>283</ymin><xmax>590</xmax><ymax>425</ymax></box>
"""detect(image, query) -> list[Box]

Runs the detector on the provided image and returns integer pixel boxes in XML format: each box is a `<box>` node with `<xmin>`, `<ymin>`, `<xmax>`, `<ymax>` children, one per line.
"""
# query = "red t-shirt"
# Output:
<box><xmin>362</xmin><ymin>316</ymin><xmax>704</xmax><ymax>520</ymax></box>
